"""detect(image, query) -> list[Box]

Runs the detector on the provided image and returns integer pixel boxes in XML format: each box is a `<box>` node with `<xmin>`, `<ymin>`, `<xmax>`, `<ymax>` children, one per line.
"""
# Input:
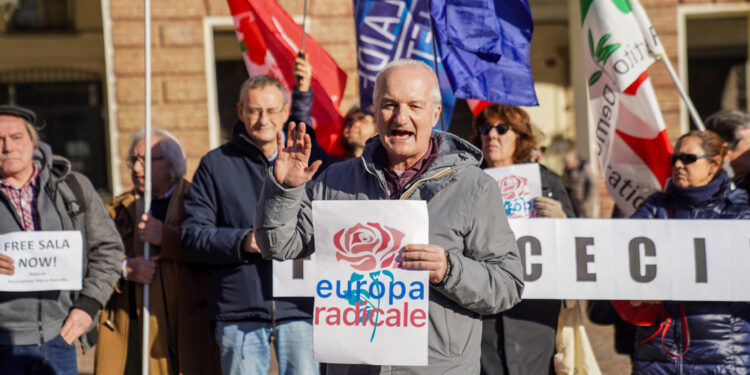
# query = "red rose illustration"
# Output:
<box><xmin>333</xmin><ymin>223</ymin><xmax>406</xmax><ymax>272</ymax></box>
<box><xmin>499</xmin><ymin>175</ymin><xmax>529</xmax><ymax>201</ymax></box>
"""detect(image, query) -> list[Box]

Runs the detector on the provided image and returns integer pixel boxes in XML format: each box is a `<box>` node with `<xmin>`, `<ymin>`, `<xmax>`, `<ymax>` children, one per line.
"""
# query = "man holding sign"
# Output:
<box><xmin>0</xmin><ymin>105</ymin><xmax>123</xmax><ymax>374</ymax></box>
<box><xmin>254</xmin><ymin>60</ymin><xmax>523</xmax><ymax>373</ymax></box>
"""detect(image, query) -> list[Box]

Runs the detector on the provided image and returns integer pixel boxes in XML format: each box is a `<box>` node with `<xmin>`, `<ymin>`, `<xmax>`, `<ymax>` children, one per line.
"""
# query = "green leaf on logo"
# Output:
<box><xmin>596</xmin><ymin>34</ymin><xmax>611</xmax><ymax>57</ymax></box>
<box><xmin>589</xmin><ymin>71</ymin><xmax>603</xmax><ymax>86</ymax></box>
<box><xmin>588</xmin><ymin>29</ymin><xmax>595</xmax><ymax>57</ymax></box>
<box><xmin>580</xmin><ymin>0</ymin><xmax>595</xmax><ymax>25</ymax></box>
<box><xmin>611</xmin><ymin>0</ymin><xmax>632</xmax><ymax>14</ymax></box>
<box><xmin>600</xmin><ymin>43</ymin><xmax>621</xmax><ymax>63</ymax></box>
<box><xmin>239</xmin><ymin>41</ymin><xmax>248</xmax><ymax>53</ymax></box>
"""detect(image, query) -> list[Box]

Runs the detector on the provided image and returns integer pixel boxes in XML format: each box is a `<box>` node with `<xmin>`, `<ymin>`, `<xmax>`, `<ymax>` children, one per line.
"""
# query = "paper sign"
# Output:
<box><xmin>0</xmin><ymin>231</ymin><xmax>83</xmax><ymax>292</ymax></box>
<box><xmin>273</xmin><ymin>254</ymin><xmax>316</xmax><ymax>297</ymax></box>
<box><xmin>484</xmin><ymin>164</ymin><xmax>543</xmax><ymax>218</ymax></box>
<box><xmin>312</xmin><ymin>201</ymin><xmax>429</xmax><ymax>366</ymax></box>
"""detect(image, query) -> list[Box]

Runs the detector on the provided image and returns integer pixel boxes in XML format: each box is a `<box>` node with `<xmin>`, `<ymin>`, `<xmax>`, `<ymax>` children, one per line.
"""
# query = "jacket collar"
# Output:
<box><xmin>228</xmin><ymin>121</ymin><xmax>269</xmax><ymax>162</ymax></box>
<box><xmin>666</xmin><ymin>171</ymin><xmax>747</xmax><ymax>207</ymax></box>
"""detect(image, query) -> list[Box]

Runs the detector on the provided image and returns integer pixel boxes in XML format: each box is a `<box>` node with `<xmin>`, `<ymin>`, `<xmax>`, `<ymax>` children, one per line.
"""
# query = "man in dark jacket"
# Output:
<box><xmin>0</xmin><ymin>105</ymin><xmax>123</xmax><ymax>374</ymax></box>
<box><xmin>705</xmin><ymin>109</ymin><xmax>750</xmax><ymax>195</ymax></box>
<box><xmin>181</xmin><ymin>56</ymin><xmax>329</xmax><ymax>375</ymax></box>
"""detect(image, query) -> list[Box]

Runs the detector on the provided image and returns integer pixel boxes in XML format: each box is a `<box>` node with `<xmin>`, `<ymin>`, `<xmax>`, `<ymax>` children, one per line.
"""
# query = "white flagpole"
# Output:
<box><xmin>630</xmin><ymin>0</ymin><xmax>705</xmax><ymax>130</ymax></box>
<box><xmin>142</xmin><ymin>0</ymin><xmax>152</xmax><ymax>372</ymax></box>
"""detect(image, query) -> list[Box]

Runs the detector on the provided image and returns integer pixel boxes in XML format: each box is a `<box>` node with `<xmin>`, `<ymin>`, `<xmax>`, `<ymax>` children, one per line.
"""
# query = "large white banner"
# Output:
<box><xmin>273</xmin><ymin>254</ymin><xmax>316</xmax><ymax>297</ymax></box>
<box><xmin>312</xmin><ymin>201</ymin><xmax>429</xmax><ymax>366</ymax></box>
<box><xmin>511</xmin><ymin>219</ymin><xmax>750</xmax><ymax>301</ymax></box>
<box><xmin>0</xmin><ymin>231</ymin><xmax>83</xmax><ymax>292</ymax></box>
<box><xmin>484</xmin><ymin>164</ymin><xmax>543</xmax><ymax>218</ymax></box>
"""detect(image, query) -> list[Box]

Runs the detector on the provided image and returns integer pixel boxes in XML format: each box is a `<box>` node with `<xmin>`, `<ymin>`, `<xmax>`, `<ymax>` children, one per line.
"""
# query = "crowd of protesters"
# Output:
<box><xmin>1</xmin><ymin>56</ymin><xmax>750</xmax><ymax>375</ymax></box>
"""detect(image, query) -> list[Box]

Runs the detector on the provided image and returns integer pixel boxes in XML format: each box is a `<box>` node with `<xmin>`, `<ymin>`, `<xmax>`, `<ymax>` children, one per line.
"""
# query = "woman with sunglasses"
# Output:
<box><xmin>470</xmin><ymin>104</ymin><xmax>574</xmax><ymax>375</ymax></box>
<box><xmin>614</xmin><ymin>130</ymin><xmax>750</xmax><ymax>374</ymax></box>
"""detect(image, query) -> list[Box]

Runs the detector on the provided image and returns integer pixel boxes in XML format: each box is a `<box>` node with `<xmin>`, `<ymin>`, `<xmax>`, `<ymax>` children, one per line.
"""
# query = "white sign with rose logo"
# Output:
<box><xmin>484</xmin><ymin>163</ymin><xmax>543</xmax><ymax>218</ymax></box>
<box><xmin>311</xmin><ymin>200</ymin><xmax>430</xmax><ymax>366</ymax></box>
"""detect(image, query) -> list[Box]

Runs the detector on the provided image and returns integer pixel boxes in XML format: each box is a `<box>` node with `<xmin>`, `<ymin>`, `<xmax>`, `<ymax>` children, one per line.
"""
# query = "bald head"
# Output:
<box><xmin>373</xmin><ymin>59</ymin><xmax>442</xmax><ymax>107</ymax></box>
<box><xmin>372</xmin><ymin>59</ymin><xmax>443</xmax><ymax>172</ymax></box>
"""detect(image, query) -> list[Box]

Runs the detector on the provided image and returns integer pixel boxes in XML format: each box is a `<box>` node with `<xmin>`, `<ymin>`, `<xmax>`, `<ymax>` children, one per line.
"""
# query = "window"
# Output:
<box><xmin>2</xmin><ymin>0</ymin><xmax>73</xmax><ymax>33</ymax></box>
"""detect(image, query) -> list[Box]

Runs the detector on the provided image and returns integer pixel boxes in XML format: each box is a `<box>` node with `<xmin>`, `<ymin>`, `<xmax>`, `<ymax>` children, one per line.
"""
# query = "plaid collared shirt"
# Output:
<box><xmin>0</xmin><ymin>163</ymin><xmax>41</xmax><ymax>231</ymax></box>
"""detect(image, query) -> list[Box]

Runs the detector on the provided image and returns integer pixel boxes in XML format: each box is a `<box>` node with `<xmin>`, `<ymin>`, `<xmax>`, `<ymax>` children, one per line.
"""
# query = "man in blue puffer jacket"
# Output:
<box><xmin>181</xmin><ymin>56</ymin><xmax>334</xmax><ymax>375</ymax></box>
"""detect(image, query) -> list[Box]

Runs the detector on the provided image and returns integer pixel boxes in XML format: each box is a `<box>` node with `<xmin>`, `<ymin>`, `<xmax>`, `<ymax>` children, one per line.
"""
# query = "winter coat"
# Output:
<box><xmin>95</xmin><ymin>179</ymin><xmax>220</xmax><ymax>375</ymax></box>
<box><xmin>624</xmin><ymin>171</ymin><xmax>750</xmax><ymax>375</ymax></box>
<box><xmin>0</xmin><ymin>143</ymin><xmax>123</xmax><ymax>346</ymax></box>
<box><xmin>253</xmin><ymin>130</ymin><xmax>524</xmax><ymax>374</ymax></box>
<box><xmin>181</xmin><ymin>88</ymin><xmax>330</xmax><ymax>323</ymax></box>
<box><xmin>481</xmin><ymin>165</ymin><xmax>574</xmax><ymax>375</ymax></box>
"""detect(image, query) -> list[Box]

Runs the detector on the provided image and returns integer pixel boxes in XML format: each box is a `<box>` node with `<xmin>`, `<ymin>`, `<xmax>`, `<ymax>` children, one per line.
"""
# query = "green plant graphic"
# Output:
<box><xmin>587</xmin><ymin>29</ymin><xmax>621</xmax><ymax>86</ymax></box>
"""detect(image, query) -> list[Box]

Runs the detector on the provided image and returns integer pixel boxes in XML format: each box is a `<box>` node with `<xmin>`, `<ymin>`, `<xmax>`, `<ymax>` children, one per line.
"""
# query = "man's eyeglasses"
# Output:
<box><xmin>479</xmin><ymin>123</ymin><xmax>511</xmax><ymax>136</ymax></box>
<box><xmin>669</xmin><ymin>153</ymin><xmax>714</xmax><ymax>166</ymax></box>
<box><xmin>126</xmin><ymin>155</ymin><xmax>164</xmax><ymax>168</ymax></box>
<box><xmin>245</xmin><ymin>107</ymin><xmax>285</xmax><ymax>119</ymax></box>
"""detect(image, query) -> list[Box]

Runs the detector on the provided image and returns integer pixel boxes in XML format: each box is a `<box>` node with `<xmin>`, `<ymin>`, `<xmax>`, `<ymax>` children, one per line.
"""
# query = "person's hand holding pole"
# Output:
<box><xmin>293</xmin><ymin>54</ymin><xmax>312</xmax><ymax>92</ymax></box>
<box><xmin>273</xmin><ymin>122</ymin><xmax>322</xmax><ymax>188</ymax></box>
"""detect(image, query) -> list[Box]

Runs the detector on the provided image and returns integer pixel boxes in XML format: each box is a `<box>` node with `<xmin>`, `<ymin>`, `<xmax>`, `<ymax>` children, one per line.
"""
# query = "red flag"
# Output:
<box><xmin>466</xmin><ymin>99</ymin><xmax>492</xmax><ymax>116</ymax></box>
<box><xmin>227</xmin><ymin>0</ymin><xmax>347</xmax><ymax>156</ymax></box>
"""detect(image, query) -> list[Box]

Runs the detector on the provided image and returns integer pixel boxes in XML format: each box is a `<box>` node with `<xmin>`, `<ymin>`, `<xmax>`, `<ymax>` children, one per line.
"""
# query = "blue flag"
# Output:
<box><xmin>353</xmin><ymin>0</ymin><xmax>456</xmax><ymax>129</ymax></box>
<box><xmin>429</xmin><ymin>0</ymin><xmax>538</xmax><ymax>106</ymax></box>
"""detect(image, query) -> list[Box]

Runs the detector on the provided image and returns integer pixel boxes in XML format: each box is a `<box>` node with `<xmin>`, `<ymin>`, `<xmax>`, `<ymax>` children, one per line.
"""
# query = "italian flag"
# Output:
<box><xmin>581</xmin><ymin>0</ymin><xmax>673</xmax><ymax>216</ymax></box>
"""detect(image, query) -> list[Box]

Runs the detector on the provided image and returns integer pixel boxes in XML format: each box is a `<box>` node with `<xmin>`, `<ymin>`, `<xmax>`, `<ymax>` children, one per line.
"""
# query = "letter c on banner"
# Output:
<box><xmin>575</xmin><ymin>237</ymin><xmax>596</xmax><ymax>281</ymax></box>
<box><xmin>516</xmin><ymin>236</ymin><xmax>542</xmax><ymax>281</ymax></box>
<box><xmin>629</xmin><ymin>237</ymin><xmax>657</xmax><ymax>283</ymax></box>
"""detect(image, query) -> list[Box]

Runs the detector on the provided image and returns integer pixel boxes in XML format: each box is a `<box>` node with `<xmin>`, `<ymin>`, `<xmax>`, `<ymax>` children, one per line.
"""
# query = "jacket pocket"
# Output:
<box><xmin>428</xmin><ymin>296</ymin><xmax>480</xmax><ymax>357</ymax></box>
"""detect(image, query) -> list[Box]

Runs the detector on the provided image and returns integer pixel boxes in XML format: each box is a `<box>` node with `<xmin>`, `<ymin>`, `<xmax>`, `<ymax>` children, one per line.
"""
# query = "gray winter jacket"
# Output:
<box><xmin>0</xmin><ymin>143</ymin><xmax>123</xmax><ymax>346</ymax></box>
<box><xmin>254</xmin><ymin>131</ymin><xmax>524</xmax><ymax>374</ymax></box>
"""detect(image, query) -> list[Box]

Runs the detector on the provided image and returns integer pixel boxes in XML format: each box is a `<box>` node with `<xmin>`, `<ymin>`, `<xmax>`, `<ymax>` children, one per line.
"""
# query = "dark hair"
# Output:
<box><xmin>238</xmin><ymin>75</ymin><xmax>287</xmax><ymax>105</ymax></box>
<box><xmin>704</xmin><ymin>109</ymin><xmax>750</xmax><ymax>149</ymax></box>
<box><xmin>470</xmin><ymin>104</ymin><xmax>536</xmax><ymax>164</ymax></box>
<box><xmin>676</xmin><ymin>130</ymin><xmax>726</xmax><ymax>176</ymax></box>
<box><xmin>343</xmin><ymin>106</ymin><xmax>367</xmax><ymax>128</ymax></box>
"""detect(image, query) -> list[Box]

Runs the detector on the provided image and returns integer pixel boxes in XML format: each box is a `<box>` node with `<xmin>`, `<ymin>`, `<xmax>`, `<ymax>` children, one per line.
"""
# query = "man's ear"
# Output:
<box><xmin>236</xmin><ymin>102</ymin><xmax>243</xmax><ymax>119</ymax></box>
<box><xmin>433</xmin><ymin>104</ymin><xmax>443</xmax><ymax>127</ymax></box>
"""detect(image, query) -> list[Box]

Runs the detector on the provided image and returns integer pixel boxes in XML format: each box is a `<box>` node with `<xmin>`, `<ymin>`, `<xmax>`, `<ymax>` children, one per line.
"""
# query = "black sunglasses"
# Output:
<box><xmin>669</xmin><ymin>153</ymin><xmax>714</xmax><ymax>166</ymax></box>
<box><xmin>479</xmin><ymin>123</ymin><xmax>511</xmax><ymax>136</ymax></box>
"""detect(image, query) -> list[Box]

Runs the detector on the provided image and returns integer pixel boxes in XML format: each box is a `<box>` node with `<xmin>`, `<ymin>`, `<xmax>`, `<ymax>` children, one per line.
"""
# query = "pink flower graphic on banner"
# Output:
<box><xmin>499</xmin><ymin>175</ymin><xmax>529</xmax><ymax>201</ymax></box>
<box><xmin>333</xmin><ymin>223</ymin><xmax>405</xmax><ymax>271</ymax></box>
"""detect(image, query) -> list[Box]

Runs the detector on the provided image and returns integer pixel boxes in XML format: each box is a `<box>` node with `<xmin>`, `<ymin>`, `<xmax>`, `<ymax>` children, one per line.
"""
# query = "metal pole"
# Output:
<box><xmin>425</xmin><ymin>0</ymin><xmax>446</xmax><ymax>132</ymax></box>
<box><xmin>142</xmin><ymin>0</ymin><xmax>152</xmax><ymax>372</ymax></box>
<box><xmin>658</xmin><ymin>53</ymin><xmax>705</xmax><ymax>131</ymax></box>
<box><xmin>301</xmin><ymin>0</ymin><xmax>308</xmax><ymax>53</ymax></box>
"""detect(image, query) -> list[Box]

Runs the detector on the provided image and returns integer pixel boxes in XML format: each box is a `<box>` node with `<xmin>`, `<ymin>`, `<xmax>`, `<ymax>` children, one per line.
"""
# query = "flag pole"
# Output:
<box><xmin>142</xmin><ymin>0</ymin><xmax>152</xmax><ymax>372</ymax></box>
<box><xmin>426</xmin><ymin>0</ymin><xmax>446</xmax><ymax>132</ymax></box>
<box><xmin>629</xmin><ymin>0</ymin><xmax>704</xmax><ymax>130</ymax></box>
<box><xmin>657</xmin><ymin>54</ymin><xmax>705</xmax><ymax>131</ymax></box>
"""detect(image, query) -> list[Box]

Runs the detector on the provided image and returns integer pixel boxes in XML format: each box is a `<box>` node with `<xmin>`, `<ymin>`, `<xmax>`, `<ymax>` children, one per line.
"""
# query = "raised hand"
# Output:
<box><xmin>273</xmin><ymin>122</ymin><xmax>322</xmax><ymax>188</ymax></box>
<box><xmin>293</xmin><ymin>54</ymin><xmax>312</xmax><ymax>92</ymax></box>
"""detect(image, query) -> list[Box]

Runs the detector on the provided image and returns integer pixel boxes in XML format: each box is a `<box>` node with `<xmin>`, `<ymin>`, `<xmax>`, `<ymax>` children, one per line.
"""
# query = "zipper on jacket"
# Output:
<box><xmin>37</xmin><ymin>293</ymin><xmax>44</xmax><ymax>345</ymax></box>
<box><xmin>399</xmin><ymin>168</ymin><xmax>452</xmax><ymax>200</ymax></box>
<box><xmin>361</xmin><ymin>158</ymin><xmax>390</xmax><ymax>199</ymax></box>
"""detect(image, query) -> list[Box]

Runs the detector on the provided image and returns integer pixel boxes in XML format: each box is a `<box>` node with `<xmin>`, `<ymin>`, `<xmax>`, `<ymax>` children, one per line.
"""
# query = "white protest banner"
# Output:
<box><xmin>510</xmin><ymin>219</ymin><xmax>750</xmax><ymax>301</ymax></box>
<box><xmin>0</xmin><ymin>231</ymin><xmax>83</xmax><ymax>292</ymax></box>
<box><xmin>312</xmin><ymin>201</ymin><xmax>429</xmax><ymax>366</ymax></box>
<box><xmin>484</xmin><ymin>164</ymin><xmax>543</xmax><ymax>218</ymax></box>
<box><xmin>273</xmin><ymin>254</ymin><xmax>316</xmax><ymax>297</ymax></box>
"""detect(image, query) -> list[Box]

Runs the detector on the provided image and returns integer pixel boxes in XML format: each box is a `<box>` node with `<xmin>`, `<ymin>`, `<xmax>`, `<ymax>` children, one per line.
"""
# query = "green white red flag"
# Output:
<box><xmin>581</xmin><ymin>0</ymin><xmax>673</xmax><ymax>215</ymax></box>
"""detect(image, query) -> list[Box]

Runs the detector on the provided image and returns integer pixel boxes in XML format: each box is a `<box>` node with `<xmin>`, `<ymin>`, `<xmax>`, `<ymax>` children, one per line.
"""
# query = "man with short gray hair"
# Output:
<box><xmin>182</xmin><ymin>56</ymin><xmax>330</xmax><ymax>375</ymax></box>
<box><xmin>253</xmin><ymin>59</ymin><xmax>523</xmax><ymax>373</ymax></box>
<box><xmin>705</xmin><ymin>109</ymin><xmax>750</xmax><ymax>194</ymax></box>
<box><xmin>0</xmin><ymin>104</ymin><xmax>123</xmax><ymax>374</ymax></box>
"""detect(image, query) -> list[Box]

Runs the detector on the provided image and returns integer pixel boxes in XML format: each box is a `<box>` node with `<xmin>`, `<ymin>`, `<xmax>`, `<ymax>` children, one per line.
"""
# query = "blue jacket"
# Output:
<box><xmin>180</xmin><ymin>88</ymin><xmax>333</xmax><ymax>322</ymax></box>
<box><xmin>630</xmin><ymin>172</ymin><xmax>750</xmax><ymax>375</ymax></box>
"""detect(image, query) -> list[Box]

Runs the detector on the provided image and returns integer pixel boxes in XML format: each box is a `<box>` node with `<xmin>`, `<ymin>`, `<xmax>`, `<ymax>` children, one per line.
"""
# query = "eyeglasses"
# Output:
<box><xmin>244</xmin><ymin>106</ymin><xmax>285</xmax><ymax>119</ymax></box>
<box><xmin>479</xmin><ymin>123</ymin><xmax>511</xmax><ymax>136</ymax></box>
<box><xmin>669</xmin><ymin>153</ymin><xmax>714</xmax><ymax>166</ymax></box>
<box><xmin>126</xmin><ymin>155</ymin><xmax>164</xmax><ymax>168</ymax></box>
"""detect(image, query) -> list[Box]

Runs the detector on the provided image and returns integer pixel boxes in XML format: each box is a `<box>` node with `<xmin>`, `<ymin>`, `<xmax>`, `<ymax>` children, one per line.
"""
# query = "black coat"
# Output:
<box><xmin>480</xmin><ymin>164</ymin><xmax>574</xmax><ymax>375</ymax></box>
<box><xmin>180</xmin><ymin>89</ymin><xmax>333</xmax><ymax>322</ymax></box>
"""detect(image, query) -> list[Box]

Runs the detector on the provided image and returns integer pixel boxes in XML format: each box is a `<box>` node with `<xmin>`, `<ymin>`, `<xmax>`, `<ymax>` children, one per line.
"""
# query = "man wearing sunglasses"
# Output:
<box><xmin>705</xmin><ymin>109</ymin><xmax>750</xmax><ymax>197</ymax></box>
